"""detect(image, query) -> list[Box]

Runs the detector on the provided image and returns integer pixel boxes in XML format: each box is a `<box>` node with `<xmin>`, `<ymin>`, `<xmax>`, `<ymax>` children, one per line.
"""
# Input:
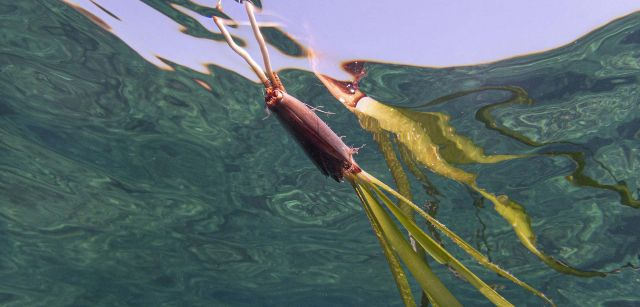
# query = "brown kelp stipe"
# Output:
<box><xmin>212</xmin><ymin>0</ymin><xmax>359</xmax><ymax>182</ymax></box>
<box><xmin>212</xmin><ymin>1</ymin><xmax>553</xmax><ymax>306</ymax></box>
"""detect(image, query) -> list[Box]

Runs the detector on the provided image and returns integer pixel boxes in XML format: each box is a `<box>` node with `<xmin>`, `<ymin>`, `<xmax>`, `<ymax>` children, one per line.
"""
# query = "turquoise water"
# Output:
<box><xmin>1</xmin><ymin>1</ymin><xmax>639</xmax><ymax>306</ymax></box>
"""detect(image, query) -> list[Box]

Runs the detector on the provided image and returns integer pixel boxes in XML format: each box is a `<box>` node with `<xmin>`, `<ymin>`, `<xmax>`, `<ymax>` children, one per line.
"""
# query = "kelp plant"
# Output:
<box><xmin>212</xmin><ymin>1</ymin><xmax>554</xmax><ymax>306</ymax></box>
<box><xmin>314</xmin><ymin>61</ymin><xmax>638</xmax><ymax>279</ymax></box>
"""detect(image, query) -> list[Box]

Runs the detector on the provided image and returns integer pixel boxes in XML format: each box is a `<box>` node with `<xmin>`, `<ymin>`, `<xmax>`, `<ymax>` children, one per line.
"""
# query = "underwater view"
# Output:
<box><xmin>1</xmin><ymin>1</ymin><xmax>640</xmax><ymax>306</ymax></box>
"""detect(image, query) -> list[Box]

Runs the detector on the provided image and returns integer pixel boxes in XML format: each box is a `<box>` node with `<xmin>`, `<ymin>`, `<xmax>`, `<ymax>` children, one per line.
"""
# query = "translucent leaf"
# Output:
<box><xmin>352</xmin><ymin>179</ymin><xmax>462</xmax><ymax>307</ymax></box>
<box><xmin>352</xmin><ymin>183</ymin><xmax>417</xmax><ymax>307</ymax></box>
<box><xmin>359</xmin><ymin>171</ymin><xmax>556</xmax><ymax>306</ymax></box>
<box><xmin>355</xmin><ymin>97</ymin><xmax>604</xmax><ymax>278</ymax></box>
<box><xmin>482</xmin><ymin>191</ymin><xmax>606</xmax><ymax>277</ymax></box>
<box><xmin>356</xmin><ymin>175</ymin><xmax>514</xmax><ymax>307</ymax></box>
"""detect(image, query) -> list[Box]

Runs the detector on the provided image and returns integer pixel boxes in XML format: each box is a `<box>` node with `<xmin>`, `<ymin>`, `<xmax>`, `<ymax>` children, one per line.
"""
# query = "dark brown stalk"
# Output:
<box><xmin>212</xmin><ymin>1</ymin><xmax>360</xmax><ymax>182</ymax></box>
<box><xmin>266</xmin><ymin>89</ymin><xmax>361</xmax><ymax>181</ymax></box>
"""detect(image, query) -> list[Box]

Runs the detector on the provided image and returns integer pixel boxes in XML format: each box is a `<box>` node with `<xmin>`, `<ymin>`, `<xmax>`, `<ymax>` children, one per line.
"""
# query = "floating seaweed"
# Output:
<box><xmin>314</xmin><ymin>62</ymin><xmax>621</xmax><ymax>280</ymax></box>
<box><xmin>211</xmin><ymin>1</ymin><xmax>557</xmax><ymax>305</ymax></box>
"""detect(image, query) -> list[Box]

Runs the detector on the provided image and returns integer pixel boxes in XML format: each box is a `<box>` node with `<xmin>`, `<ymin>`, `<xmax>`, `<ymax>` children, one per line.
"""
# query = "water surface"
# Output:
<box><xmin>1</xmin><ymin>1</ymin><xmax>639</xmax><ymax>306</ymax></box>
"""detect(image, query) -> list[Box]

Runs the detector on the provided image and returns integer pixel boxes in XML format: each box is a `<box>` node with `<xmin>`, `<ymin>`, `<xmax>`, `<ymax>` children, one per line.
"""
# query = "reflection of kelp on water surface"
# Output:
<box><xmin>314</xmin><ymin>63</ymin><xmax>640</xmax><ymax>280</ymax></box>
<box><xmin>421</xmin><ymin>85</ymin><xmax>640</xmax><ymax>209</ymax></box>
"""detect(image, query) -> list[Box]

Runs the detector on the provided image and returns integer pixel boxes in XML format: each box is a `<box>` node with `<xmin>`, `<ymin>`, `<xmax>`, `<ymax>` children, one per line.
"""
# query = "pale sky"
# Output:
<box><xmin>63</xmin><ymin>0</ymin><xmax>640</xmax><ymax>81</ymax></box>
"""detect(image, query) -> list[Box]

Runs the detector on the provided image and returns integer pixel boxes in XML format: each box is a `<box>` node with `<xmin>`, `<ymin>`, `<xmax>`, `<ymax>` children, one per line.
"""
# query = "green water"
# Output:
<box><xmin>1</xmin><ymin>1</ymin><xmax>639</xmax><ymax>306</ymax></box>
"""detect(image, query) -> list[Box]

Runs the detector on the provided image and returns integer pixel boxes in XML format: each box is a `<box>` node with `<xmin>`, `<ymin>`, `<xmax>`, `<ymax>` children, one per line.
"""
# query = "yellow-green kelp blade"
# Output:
<box><xmin>355</xmin><ymin>97</ymin><xmax>526</xmax><ymax>168</ymax></box>
<box><xmin>355</xmin><ymin>97</ymin><xmax>477</xmax><ymax>184</ymax></box>
<box><xmin>358</xmin><ymin>171</ymin><xmax>556</xmax><ymax>306</ymax></box>
<box><xmin>369</xmin><ymin>183</ymin><xmax>513</xmax><ymax>306</ymax></box>
<box><xmin>355</xmin><ymin>97</ymin><xmax>603</xmax><ymax>277</ymax></box>
<box><xmin>372</xmin><ymin>130</ymin><xmax>415</xmax><ymax>218</ymax></box>
<box><xmin>354</xmin><ymin>173</ymin><xmax>514</xmax><ymax>307</ymax></box>
<box><xmin>397</xmin><ymin>109</ymin><xmax>527</xmax><ymax>164</ymax></box>
<box><xmin>477</xmin><ymin>189</ymin><xmax>606</xmax><ymax>277</ymax></box>
<box><xmin>350</xmin><ymin>177</ymin><xmax>462</xmax><ymax>307</ymax></box>
<box><xmin>353</xmin><ymin>182</ymin><xmax>417</xmax><ymax>307</ymax></box>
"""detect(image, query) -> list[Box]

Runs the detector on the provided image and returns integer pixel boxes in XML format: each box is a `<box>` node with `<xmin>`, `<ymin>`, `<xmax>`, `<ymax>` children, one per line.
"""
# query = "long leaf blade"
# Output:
<box><xmin>352</xmin><ymin>182</ymin><xmax>417</xmax><ymax>307</ymax></box>
<box><xmin>365</xmin><ymin>180</ymin><xmax>513</xmax><ymax>307</ymax></box>
<box><xmin>354</xmin><ymin>180</ymin><xmax>462</xmax><ymax>307</ymax></box>
<box><xmin>360</xmin><ymin>171</ymin><xmax>555</xmax><ymax>306</ymax></box>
